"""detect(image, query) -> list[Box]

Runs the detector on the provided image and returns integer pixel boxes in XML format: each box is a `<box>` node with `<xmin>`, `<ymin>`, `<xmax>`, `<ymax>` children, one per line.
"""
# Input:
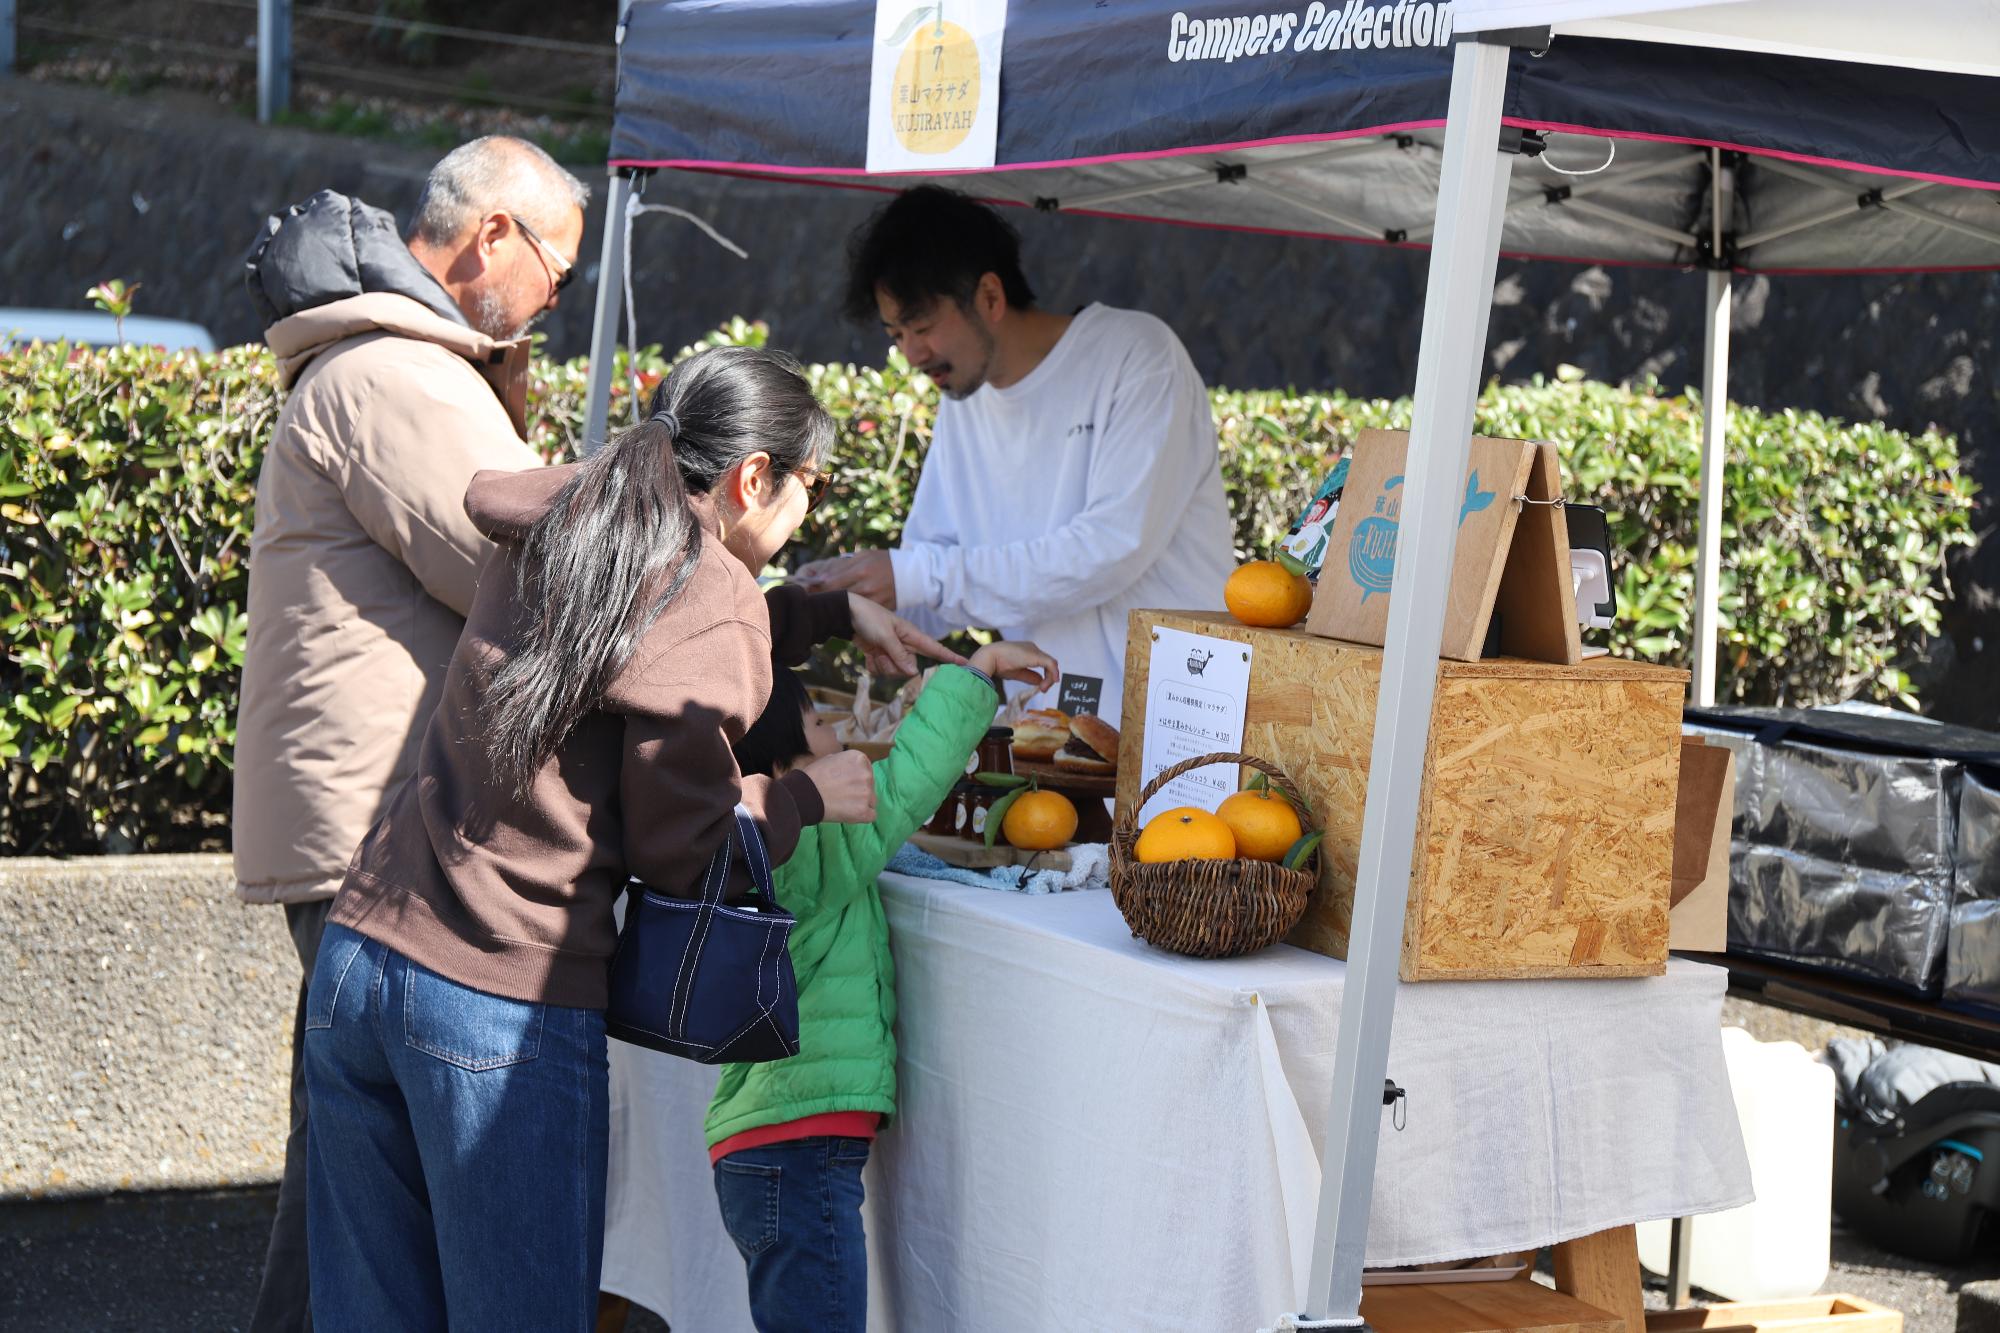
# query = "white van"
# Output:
<box><xmin>0</xmin><ymin>309</ymin><xmax>217</xmax><ymax>353</ymax></box>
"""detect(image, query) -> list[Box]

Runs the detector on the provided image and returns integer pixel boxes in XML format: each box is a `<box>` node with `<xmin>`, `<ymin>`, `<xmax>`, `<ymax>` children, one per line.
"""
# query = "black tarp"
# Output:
<box><xmin>609</xmin><ymin>0</ymin><xmax>2000</xmax><ymax>272</ymax></box>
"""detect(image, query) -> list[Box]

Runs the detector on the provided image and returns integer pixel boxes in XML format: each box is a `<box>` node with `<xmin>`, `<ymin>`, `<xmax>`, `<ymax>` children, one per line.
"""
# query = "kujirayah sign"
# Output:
<box><xmin>868</xmin><ymin>0</ymin><xmax>1008</xmax><ymax>174</ymax></box>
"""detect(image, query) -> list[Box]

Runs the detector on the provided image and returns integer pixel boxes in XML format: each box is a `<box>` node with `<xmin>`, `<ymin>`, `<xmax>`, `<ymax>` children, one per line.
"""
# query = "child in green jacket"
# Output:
<box><xmin>708</xmin><ymin>640</ymin><xmax>1057</xmax><ymax>1333</ymax></box>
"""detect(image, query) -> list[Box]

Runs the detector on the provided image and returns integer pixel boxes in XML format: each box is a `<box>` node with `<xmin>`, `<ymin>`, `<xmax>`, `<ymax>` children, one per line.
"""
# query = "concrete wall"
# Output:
<box><xmin>0</xmin><ymin>855</ymin><xmax>293</xmax><ymax>1200</ymax></box>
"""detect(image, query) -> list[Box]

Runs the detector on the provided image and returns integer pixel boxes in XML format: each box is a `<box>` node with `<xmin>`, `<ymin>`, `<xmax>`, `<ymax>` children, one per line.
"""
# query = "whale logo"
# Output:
<box><xmin>1346</xmin><ymin>469</ymin><xmax>1496</xmax><ymax>604</ymax></box>
<box><xmin>1459</xmin><ymin>470</ymin><xmax>1496</xmax><ymax>526</ymax></box>
<box><xmin>1347</xmin><ymin>475</ymin><xmax>1403</xmax><ymax>602</ymax></box>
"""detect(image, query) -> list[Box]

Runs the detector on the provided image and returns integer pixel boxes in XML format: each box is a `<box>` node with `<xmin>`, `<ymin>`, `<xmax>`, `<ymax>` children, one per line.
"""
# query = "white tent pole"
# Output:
<box><xmin>1737</xmin><ymin>178</ymin><xmax>1931</xmax><ymax>251</ymax></box>
<box><xmin>256</xmin><ymin>0</ymin><xmax>292</xmax><ymax>123</ymax></box>
<box><xmin>1552</xmin><ymin>195</ymin><xmax>1700</xmax><ymax>248</ymax></box>
<box><xmin>1754</xmin><ymin>158</ymin><xmax>2000</xmax><ymax>248</ymax></box>
<box><xmin>581</xmin><ymin>0</ymin><xmax>636</xmax><ymax>459</ymax></box>
<box><xmin>1244</xmin><ymin>178</ymin><xmax>1387</xmax><ymax>241</ymax></box>
<box><xmin>1692</xmin><ymin>149</ymin><xmax>1732</xmax><ymax>707</ymax></box>
<box><xmin>1405</xmin><ymin>147</ymin><xmax>1704</xmax><ymax>245</ymax></box>
<box><xmin>1298</xmin><ymin>34</ymin><xmax>1515</xmax><ymax>1325</ymax></box>
<box><xmin>1876</xmin><ymin>197</ymin><xmax>2000</xmax><ymax>249</ymax></box>
<box><xmin>1525</xmin><ymin>147</ymin><xmax>1705</xmax><ymax>202</ymax></box>
<box><xmin>582</xmin><ymin>169</ymin><xmax>636</xmax><ymax>458</ymax></box>
<box><xmin>1053</xmin><ymin>138</ymin><xmax>1399</xmax><ymax>213</ymax></box>
<box><xmin>1692</xmin><ymin>266</ymin><xmax>1731</xmax><ymax>706</ymax></box>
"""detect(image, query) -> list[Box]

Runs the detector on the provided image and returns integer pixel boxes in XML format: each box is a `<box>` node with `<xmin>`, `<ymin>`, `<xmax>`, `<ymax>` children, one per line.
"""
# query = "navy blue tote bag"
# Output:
<box><xmin>605</xmin><ymin>805</ymin><xmax>801</xmax><ymax>1064</ymax></box>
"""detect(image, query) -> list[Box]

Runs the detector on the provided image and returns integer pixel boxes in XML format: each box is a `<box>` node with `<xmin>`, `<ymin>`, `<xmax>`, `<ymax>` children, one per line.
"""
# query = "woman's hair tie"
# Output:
<box><xmin>649</xmin><ymin>408</ymin><xmax>681</xmax><ymax>440</ymax></box>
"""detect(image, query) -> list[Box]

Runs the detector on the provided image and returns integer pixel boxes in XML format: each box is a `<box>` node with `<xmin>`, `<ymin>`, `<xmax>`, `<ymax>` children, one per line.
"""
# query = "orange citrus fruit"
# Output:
<box><xmin>1225</xmin><ymin>560</ymin><xmax>1313</xmax><ymax>628</ymax></box>
<box><xmin>1216</xmin><ymin>789</ymin><xmax>1303</xmax><ymax>863</ymax></box>
<box><xmin>1134</xmin><ymin>807</ymin><xmax>1238</xmax><ymax>863</ymax></box>
<box><xmin>1002</xmin><ymin>789</ymin><xmax>1078</xmax><ymax>851</ymax></box>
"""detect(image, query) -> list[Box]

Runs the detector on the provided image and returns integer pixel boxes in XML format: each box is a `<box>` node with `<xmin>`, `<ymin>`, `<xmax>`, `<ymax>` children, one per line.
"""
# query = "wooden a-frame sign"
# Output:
<box><xmin>1303</xmin><ymin>428</ymin><xmax>1582</xmax><ymax>665</ymax></box>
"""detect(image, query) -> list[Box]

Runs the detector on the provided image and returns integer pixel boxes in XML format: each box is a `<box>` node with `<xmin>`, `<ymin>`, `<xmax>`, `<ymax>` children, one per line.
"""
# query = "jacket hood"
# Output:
<box><xmin>245</xmin><ymin>189</ymin><xmax>464</xmax><ymax>330</ymax></box>
<box><xmin>261</xmin><ymin>291</ymin><xmax>509</xmax><ymax>389</ymax></box>
<box><xmin>465</xmin><ymin>464</ymin><xmax>576</xmax><ymax>543</ymax></box>
<box><xmin>463</xmin><ymin>464</ymin><xmax>726</xmax><ymax>545</ymax></box>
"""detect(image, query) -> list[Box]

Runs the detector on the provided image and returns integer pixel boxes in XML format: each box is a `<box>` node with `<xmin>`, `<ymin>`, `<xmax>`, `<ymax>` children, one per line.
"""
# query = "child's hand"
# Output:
<box><xmin>801</xmin><ymin>750</ymin><xmax>878</xmax><ymax>824</ymax></box>
<box><xmin>969</xmin><ymin>641</ymin><xmax>1059</xmax><ymax>694</ymax></box>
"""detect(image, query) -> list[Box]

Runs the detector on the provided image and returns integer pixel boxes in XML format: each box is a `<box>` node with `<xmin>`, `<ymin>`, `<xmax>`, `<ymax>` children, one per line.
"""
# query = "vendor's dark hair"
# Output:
<box><xmin>843</xmin><ymin>185</ymin><xmax>1036</xmax><ymax>323</ymax></box>
<box><xmin>481</xmin><ymin>346</ymin><xmax>833</xmax><ymax>798</ymax></box>
<box><xmin>731</xmin><ymin>669</ymin><xmax>814</xmax><ymax>779</ymax></box>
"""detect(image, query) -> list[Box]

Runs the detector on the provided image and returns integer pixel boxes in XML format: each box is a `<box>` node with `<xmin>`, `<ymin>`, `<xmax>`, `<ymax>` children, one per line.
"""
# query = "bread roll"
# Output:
<box><xmin>1010</xmin><ymin>708</ymin><xmax>1071</xmax><ymax>762</ymax></box>
<box><xmin>1054</xmin><ymin>713</ymin><xmax>1119</xmax><ymax>775</ymax></box>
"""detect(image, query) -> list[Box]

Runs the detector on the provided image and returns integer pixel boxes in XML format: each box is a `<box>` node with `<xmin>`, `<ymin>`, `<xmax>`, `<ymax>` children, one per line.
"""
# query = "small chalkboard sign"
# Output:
<box><xmin>1057</xmin><ymin>673</ymin><xmax>1104</xmax><ymax>718</ymax></box>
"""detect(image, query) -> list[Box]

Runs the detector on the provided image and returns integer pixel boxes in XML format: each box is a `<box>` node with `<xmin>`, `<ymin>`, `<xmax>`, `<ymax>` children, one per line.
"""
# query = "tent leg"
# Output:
<box><xmin>256</xmin><ymin>0</ymin><xmax>291</xmax><ymax>123</ymax></box>
<box><xmin>1691</xmin><ymin>268</ymin><xmax>1731</xmax><ymax>707</ymax></box>
<box><xmin>582</xmin><ymin>169</ymin><xmax>636</xmax><ymax>458</ymax></box>
<box><xmin>1299</xmin><ymin>36</ymin><xmax>1514</xmax><ymax>1325</ymax></box>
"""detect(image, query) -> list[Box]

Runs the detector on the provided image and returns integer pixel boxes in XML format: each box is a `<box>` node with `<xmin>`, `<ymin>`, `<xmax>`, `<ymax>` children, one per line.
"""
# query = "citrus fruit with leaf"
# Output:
<box><xmin>1134</xmin><ymin>807</ymin><xmax>1238</xmax><ymax>863</ymax></box>
<box><xmin>1216</xmin><ymin>788</ymin><xmax>1303</xmax><ymax>862</ymax></box>
<box><xmin>1001</xmin><ymin>789</ymin><xmax>1078</xmax><ymax>851</ymax></box>
<box><xmin>1224</xmin><ymin>559</ymin><xmax>1313</xmax><ymax>628</ymax></box>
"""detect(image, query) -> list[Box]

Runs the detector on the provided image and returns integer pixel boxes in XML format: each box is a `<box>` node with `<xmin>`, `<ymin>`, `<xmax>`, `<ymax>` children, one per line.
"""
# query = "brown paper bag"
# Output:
<box><xmin>1669</xmin><ymin>737</ymin><xmax>1735</xmax><ymax>952</ymax></box>
<box><xmin>1305</xmin><ymin>428</ymin><xmax>1575</xmax><ymax>663</ymax></box>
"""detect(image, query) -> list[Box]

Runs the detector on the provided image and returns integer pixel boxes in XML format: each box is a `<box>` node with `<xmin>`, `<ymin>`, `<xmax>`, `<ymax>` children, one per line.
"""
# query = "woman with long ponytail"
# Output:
<box><xmin>299</xmin><ymin>346</ymin><xmax>957</xmax><ymax>1331</ymax></box>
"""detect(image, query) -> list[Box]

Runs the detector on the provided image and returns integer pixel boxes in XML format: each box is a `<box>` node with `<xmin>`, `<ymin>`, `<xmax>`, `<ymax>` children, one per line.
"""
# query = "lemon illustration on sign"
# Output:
<box><xmin>887</xmin><ymin>5</ymin><xmax>981</xmax><ymax>155</ymax></box>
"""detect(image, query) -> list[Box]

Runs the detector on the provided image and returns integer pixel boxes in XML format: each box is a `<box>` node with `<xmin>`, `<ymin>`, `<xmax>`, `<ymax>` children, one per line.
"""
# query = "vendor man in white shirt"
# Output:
<box><xmin>794</xmin><ymin>186</ymin><xmax>1236</xmax><ymax>723</ymax></box>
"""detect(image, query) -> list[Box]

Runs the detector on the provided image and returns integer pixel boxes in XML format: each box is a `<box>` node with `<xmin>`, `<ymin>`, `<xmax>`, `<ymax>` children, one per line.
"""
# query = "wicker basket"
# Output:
<box><xmin>1111</xmin><ymin>753</ymin><xmax>1320</xmax><ymax>959</ymax></box>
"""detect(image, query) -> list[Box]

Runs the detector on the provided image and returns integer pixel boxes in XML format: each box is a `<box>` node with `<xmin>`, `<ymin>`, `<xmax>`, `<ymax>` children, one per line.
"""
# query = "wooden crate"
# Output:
<box><xmin>1116</xmin><ymin>611</ymin><xmax>1687</xmax><ymax>981</ymax></box>
<box><xmin>1362</xmin><ymin>1277</ymin><xmax>1623</xmax><ymax>1333</ymax></box>
<box><xmin>1646</xmin><ymin>1297</ymin><xmax>1902</xmax><ymax>1333</ymax></box>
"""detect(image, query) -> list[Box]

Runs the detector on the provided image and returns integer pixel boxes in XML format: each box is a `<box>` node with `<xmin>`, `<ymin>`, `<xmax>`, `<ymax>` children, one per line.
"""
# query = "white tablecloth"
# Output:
<box><xmin>603</xmin><ymin>873</ymin><xmax>1752</xmax><ymax>1332</ymax></box>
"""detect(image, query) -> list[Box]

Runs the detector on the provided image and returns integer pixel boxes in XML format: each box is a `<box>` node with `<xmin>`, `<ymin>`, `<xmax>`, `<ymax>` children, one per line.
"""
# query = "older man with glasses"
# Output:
<box><xmin>234</xmin><ymin>135</ymin><xmax>586</xmax><ymax>1333</ymax></box>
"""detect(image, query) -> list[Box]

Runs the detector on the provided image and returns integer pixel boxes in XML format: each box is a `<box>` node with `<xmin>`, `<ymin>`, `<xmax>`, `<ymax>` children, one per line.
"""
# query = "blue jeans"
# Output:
<box><xmin>302</xmin><ymin>923</ymin><xmax>609</xmax><ymax>1332</ymax></box>
<box><xmin>713</xmin><ymin>1136</ymin><xmax>872</xmax><ymax>1333</ymax></box>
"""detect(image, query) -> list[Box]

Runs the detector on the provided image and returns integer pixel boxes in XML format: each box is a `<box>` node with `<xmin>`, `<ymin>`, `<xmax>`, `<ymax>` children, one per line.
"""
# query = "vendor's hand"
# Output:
<box><xmin>847</xmin><ymin>592</ymin><xmax>968</xmax><ymax>677</ymax></box>
<box><xmin>794</xmin><ymin>550</ymin><xmax>897</xmax><ymax>608</ymax></box>
<box><xmin>801</xmin><ymin>749</ymin><xmax>878</xmax><ymax>825</ymax></box>
<box><xmin>969</xmin><ymin>641</ymin><xmax>1060</xmax><ymax>695</ymax></box>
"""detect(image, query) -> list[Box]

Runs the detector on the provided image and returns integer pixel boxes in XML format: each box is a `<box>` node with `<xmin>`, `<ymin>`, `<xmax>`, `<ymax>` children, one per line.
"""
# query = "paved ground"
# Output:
<box><xmin>3</xmin><ymin>995</ymin><xmax>1992</xmax><ymax>1332</ymax></box>
<box><xmin>5</xmin><ymin>1184</ymin><xmax>1992</xmax><ymax>1333</ymax></box>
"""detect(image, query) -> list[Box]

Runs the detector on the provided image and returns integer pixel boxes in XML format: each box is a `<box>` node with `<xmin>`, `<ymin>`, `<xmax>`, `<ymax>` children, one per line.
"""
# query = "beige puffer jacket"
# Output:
<box><xmin>231</xmin><ymin>290</ymin><xmax>541</xmax><ymax>904</ymax></box>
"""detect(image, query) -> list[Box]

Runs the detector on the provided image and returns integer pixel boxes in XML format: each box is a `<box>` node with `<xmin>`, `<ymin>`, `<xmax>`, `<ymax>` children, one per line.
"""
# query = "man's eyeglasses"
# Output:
<box><xmin>512</xmin><ymin>216</ymin><xmax>576</xmax><ymax>297</ymax></box>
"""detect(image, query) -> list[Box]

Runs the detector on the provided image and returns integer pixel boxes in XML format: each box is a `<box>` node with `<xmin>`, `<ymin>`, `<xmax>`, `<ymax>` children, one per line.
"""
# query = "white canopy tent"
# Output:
<box><xmin>582</xmin><ymin>1</ymin><xmax>2000</xmax><ymax>1324</ymax></box>
<box><xmin>585</xmin><ymin>1</ymin><xmax>2000</xmax><ymax>711</ymax></box>
<box><xmin>1304</xmin><ymin>3</ymin><xmax>2000</xmax><ymax>1324</ymax></box>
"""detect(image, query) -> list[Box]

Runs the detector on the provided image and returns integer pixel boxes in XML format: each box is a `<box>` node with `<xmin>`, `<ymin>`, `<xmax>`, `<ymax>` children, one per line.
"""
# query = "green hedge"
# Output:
<box><xmin>1</xmin><ymin>323</ymin><xmax>1975</xmax><ymax>853</ymax></box>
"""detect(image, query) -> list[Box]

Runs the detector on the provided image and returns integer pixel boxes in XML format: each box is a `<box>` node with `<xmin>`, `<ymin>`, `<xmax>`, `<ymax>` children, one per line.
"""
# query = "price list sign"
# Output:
<box><xmin>1138</xmin><ymin>627</ymin><xmax>1252</xmax><ymax>825</ymax></box>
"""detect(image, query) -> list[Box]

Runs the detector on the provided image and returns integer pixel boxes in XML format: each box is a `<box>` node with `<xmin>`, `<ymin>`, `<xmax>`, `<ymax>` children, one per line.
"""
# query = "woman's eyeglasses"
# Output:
<box><xmin>795</xmin><ymin>468</ymin><xmax>832</xmax><ymax>512</ymax></box>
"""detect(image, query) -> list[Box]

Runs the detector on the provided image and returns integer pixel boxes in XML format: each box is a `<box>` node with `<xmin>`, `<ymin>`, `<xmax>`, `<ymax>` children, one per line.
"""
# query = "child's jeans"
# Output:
<box><xmin>712</xmin><ymin>1136</ymin><xmax>871</xmax><ymax>1333</ymax></box>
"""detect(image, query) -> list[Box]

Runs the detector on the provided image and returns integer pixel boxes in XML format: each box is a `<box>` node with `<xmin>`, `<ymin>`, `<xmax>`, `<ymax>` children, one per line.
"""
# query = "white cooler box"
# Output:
<box><xmin>1637</xmin><ymin>1026</ymin><xmax>1832</xmax><ymax>1300</ymax></box>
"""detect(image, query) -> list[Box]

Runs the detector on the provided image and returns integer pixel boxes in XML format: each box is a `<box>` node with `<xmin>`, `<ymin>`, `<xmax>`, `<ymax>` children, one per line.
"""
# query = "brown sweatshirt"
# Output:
<box><xmin>330</xmin><ymin>464</ymin><xmax>852</xmax><ymax>1009</ymax></box>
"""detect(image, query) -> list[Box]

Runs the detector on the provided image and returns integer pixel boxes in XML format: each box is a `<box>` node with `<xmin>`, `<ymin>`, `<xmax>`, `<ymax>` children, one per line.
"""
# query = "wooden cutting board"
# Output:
<box><xmin>907</xmin><ymin>832</ymin><xmax>1072</xmax><ymax>872</ymax></box>
<box><xmin>1009</xmin><ymin>759</ymin><xmax>1117</xmax><ymax>797</ymax></box>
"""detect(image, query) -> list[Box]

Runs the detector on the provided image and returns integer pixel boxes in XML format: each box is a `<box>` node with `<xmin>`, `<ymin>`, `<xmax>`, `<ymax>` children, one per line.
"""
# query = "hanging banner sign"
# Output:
<box><xmin>867</xmin><ymin>0</ymin><xmax>1008</xmax><ymax>173</ymax></box>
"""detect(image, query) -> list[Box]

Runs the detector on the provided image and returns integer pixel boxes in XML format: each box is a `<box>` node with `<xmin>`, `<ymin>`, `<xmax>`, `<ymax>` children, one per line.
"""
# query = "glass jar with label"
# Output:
<box><xmin>974</xmin><ymin>726</ymin><xmax>1014</xmax><ymax>778</ymax></box>
<box><xmin>924</xmin><ymin>779</ymin><xmax>979</xmax><ymax>840</ymax></box>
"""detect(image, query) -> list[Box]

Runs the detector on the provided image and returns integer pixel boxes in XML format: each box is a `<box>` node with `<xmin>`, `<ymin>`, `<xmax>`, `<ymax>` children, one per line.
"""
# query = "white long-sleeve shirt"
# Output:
<box><xmin>889</xmin><ymin>303</ymin><xmax>1236</xmax><ymax>723</ymax></box>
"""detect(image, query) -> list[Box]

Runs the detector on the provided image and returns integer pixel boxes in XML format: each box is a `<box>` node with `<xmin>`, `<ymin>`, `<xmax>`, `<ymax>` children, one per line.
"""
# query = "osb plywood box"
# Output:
<box><xmin>1116</xmin><ymin>610</ymin><xmax>1688</xmax><ymax>981</ymax></box>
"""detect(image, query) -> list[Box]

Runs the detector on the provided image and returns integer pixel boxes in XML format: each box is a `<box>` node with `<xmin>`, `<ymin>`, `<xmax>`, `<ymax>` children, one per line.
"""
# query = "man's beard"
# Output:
<box><xmin>472</xmin><ymin>289</ymin><xmax>545</xmax><ymax>342</ymax></box>
<box><xmin>927</xmin><ymin>320</ymin><xmax>998</xmax><ymax>400</ymax></box>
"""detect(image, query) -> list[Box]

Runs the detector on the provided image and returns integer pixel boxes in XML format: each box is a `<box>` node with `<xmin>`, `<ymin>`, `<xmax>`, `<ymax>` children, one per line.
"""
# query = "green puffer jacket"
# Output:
<box><xmin>704</xmin><ymin>664</ymin><xmax>1000</xmax><ymax>1148</ymax></box>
